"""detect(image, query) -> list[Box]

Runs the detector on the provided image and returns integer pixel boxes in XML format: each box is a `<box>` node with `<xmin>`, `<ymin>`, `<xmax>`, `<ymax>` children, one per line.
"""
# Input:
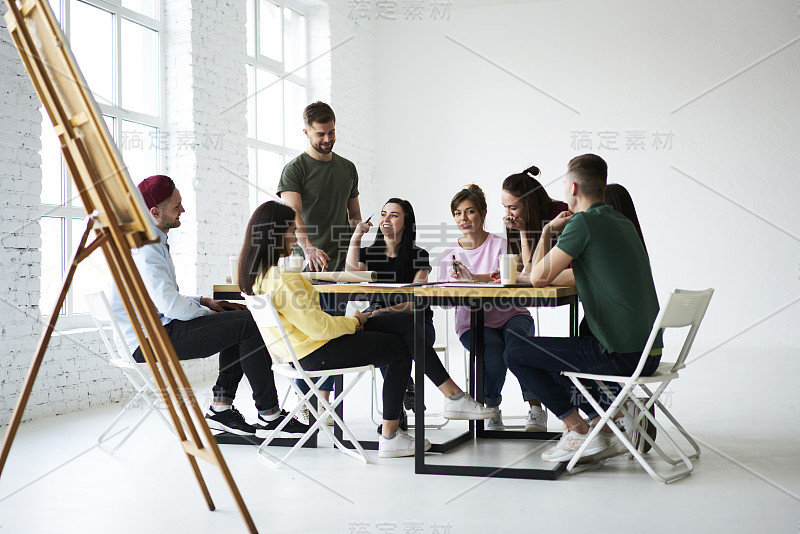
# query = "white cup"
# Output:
<box><xmin>229</xmin><ymin>256</ymin><xmax>239</xmax><ymax>285</ymax></box>
<box><xmin>499</xmin><ymin>254</ymin><xmax>518</xmax><ymax>285</ymax></box>
<box><xmin>285</xmin><ymin>255</ymin><xmax>304</xmax><ymax>272</ymax></box>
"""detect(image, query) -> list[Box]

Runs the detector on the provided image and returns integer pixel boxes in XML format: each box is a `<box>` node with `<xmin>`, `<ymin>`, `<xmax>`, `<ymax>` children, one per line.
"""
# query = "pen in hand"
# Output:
<box><xmin>452</xmin><ymin>254</ymin><xmax>458</xmax><ymax>276</ymax></box>
<box><xmin>365</xmin><ymin>213</ymin><xmax>374</xmax><ymax>223</ymax></box>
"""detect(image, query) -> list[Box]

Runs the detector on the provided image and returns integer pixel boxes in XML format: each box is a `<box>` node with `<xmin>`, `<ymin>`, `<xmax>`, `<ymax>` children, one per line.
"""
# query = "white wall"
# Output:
<box><xmin>369</xmin><ymin>0</ymin><xmax>800</xmax><ymax>348</ymax></box>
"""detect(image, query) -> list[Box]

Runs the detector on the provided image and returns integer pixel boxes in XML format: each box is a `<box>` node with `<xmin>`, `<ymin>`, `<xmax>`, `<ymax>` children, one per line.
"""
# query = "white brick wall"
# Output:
<box><xmin>1</xmin><ymin>3</ymin><xmax>45</xmax><ymax>426</ymax></box>
<box><xmin>1</xmin><ymin>0</ymin><xmax>376</xmax><ymax>426</ymax></box>
<box><xmin>163</xmin><ymin>0</ymin><xmax>251</xmax><ymax>296</ymax></box>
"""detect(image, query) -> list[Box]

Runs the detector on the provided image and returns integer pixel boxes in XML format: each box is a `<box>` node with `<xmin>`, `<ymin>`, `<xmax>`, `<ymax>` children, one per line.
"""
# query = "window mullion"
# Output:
<box><xmin>115</xmin><ymin>7</ymin><xmax>121</xmax><ymax>109</ymax></box>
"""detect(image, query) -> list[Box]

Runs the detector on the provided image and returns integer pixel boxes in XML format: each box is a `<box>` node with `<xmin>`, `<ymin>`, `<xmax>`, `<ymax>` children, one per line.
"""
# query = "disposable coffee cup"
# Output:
<box><xmin>285</xmin><ymin>255</ymin><xmax>304</xmax><ymax>272</ymax></box>
<box><xmin>499</xmin><ymin>254</ymin><xmax>517</xmax><ymax>285</ymax></box>
<box><xmin>229</xmin><ymin>256</ymin><xmax>239</xmax><ymax>285</ymax></box>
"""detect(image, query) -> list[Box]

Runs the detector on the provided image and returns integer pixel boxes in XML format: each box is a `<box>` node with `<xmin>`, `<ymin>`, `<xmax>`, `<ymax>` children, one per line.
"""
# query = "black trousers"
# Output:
<box><xmin>298</xmin><ymin>332</ymin><xmax>412</xmax><ymax>420</ymax></box>
<box><xmin>133</xmin><ymin>310</ymin><xmax>279</xmax><ymax>412</ymax></box>
<box><xmin>366</xmin><ymin>312</ymin><xmax>451</xmax><ymax>387</ymax></box>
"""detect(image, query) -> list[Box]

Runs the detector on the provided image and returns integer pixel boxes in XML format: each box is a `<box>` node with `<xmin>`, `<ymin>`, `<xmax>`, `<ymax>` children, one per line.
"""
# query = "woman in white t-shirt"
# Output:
<box><xmin>437</xmin><ymin>184</ymin><xmax>547</xmax><ymax>432</ymax></box>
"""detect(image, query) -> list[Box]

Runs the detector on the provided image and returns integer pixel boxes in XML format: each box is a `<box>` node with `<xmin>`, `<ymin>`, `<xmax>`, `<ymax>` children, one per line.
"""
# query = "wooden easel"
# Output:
<box><xmin>0</xmin><ymin>0</ymin><xmax>257</xmax><ymax>531</ymax></box>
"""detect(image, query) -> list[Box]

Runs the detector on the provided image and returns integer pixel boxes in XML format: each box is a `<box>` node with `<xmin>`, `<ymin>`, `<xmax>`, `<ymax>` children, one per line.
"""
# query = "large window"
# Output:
<box><xmin>39</xmin><ymin>0</ymin><xmax>163</xmax><ymax>322</ymax></box>
<box><xmin>245</xmin><ymin>0</ymin><xmax>309</xmax><ymax>212</ymax></box>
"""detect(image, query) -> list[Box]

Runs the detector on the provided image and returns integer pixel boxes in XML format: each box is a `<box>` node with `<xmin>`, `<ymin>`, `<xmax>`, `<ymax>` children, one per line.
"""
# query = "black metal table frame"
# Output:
<box><xmin>412</xmin><ymin>291</ymin><xmax>579</xmax><ymax>480</ymax></box>
<box><xmin>214</xmin><ymin>285</ymin><xmax>578</xmax><ymax>479</ymax></box>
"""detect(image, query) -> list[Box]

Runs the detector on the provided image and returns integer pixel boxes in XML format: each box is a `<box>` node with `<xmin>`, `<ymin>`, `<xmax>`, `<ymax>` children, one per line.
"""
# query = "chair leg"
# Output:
<box><xmin>370</xmin><ymin>368</ymin><xmax>383</xmax><ymax>426</ymax></box>
<box><xmin>257</xmin><ymin>384</ymin><xmax>319</xmax><ymax>466</ymax></box>
<box><xmin>315</xmin><ymin>374</ymin><xmax>369</xmax><ymax>463</ymax></box>
<box><xmin>98</xmin><ymin>389</ymin><xmax>161</xmax><ymax>453</ymax></box>
<box><xmin>565</xmin><ymin>378</ymin><xmax>694</xmax><ymax>483</ymax></box>
<box><xmin>639</xmin><ymin>384</ymin><xmax>701</xmax><ymax>460</ymax></box>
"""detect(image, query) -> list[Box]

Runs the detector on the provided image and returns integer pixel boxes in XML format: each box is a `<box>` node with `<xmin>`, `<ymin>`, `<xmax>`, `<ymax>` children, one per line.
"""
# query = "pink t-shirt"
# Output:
<box><xmin>437</xmin><ymin>232</ymin><xmax>530</xmax><ymax>338</ymax></box>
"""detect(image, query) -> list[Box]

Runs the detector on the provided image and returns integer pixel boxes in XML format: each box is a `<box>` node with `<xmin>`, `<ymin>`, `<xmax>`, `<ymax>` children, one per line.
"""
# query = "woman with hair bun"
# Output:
<box><xmin>502</xmin><ymin>165</ymin><xmax>569</xmax><ymax>274</ymax></box>
<box><xmin>437</xmin><ymin>184</ymin><xmax>548</xmax><ymax>432</ymax></box>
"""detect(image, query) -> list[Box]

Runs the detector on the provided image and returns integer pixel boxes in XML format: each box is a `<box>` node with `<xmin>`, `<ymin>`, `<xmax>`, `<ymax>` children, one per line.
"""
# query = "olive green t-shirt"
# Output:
<box><xmin>556</xmin><ymin>202</ymin><xmax>662</xmax><ymax>354</ymax></box>
<box><xmin>277</xmin><ymin>152</ymin><xmax>359</xmax><ymax>271</ymax></box>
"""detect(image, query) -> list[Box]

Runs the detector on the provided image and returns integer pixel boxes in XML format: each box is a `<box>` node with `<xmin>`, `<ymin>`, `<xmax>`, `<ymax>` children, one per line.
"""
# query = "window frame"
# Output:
<box><xmin>39</xmin><ymin>0</ymin><xmax>165</xmax><ymax>328</ymax></box>
<box><xmin>245</xmin><ymin>0</ymin><xmax>309</xmax><ymax>212</ymax></box>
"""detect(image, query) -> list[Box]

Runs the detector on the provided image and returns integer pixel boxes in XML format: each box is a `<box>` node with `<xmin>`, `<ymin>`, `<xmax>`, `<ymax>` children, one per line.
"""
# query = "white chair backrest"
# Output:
<box><xmin>84</xmin><ymin>291</ymin><xmax>131</xmax><ymax>360</ymax></box>
<box><xmin>242</xmin><ymin>292</ymin><xmax>297</xmax><ymax>367</ymax></box>
<box><xmin>649</xmin><ymin>288</ymin><xmax>714</xmax><ymax>373</ymax></box>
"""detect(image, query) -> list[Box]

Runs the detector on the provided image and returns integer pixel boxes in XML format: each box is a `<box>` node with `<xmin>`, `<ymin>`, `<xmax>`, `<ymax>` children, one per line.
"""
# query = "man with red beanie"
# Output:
<box><xmin>110</xmin><ymin>175</ymin><xmax>308</xmax><ymax>437</ymax></box>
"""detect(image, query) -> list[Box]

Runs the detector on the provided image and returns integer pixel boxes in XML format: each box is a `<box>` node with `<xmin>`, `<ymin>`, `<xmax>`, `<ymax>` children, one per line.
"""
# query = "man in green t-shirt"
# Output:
<box><xmin>505</xmin><ymin>153</ymin><xmax>662</xmax><ymax>463</ymax></box>
<box><xmin>277</xmin><ymin>101</ymin><xmax>362</xmax><ymax>273</ymax></box>
<box><xmin>277</xmin><ymin>102</ymin><xmax>363</xmax><ymax>404</ymax></box>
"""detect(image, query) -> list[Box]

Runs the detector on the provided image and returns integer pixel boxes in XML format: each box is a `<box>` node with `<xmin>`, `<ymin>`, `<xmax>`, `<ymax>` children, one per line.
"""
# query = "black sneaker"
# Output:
<box><xmin>376</xmin><ymin>408</ymin><xmax>408</xmax><ymax>435</ymax></box>
<box><xmin>205</xmin><ymin>406</ymin><xmax>256</xmax><ymax>436</ymax></box>
<box><xmin>255</xmin><ymin>410</ymin><xmax>310</xmax><ymax>439</ymax></box>
<box><xmin>403</xmin><ymin>378</ymin><xmax>425</xmax><ymax>413</ymax></box>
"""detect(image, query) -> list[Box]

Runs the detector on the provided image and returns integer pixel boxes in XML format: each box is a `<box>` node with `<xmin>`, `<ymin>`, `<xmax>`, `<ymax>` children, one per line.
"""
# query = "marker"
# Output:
<box><xmin>452</xmin><ymin>255</ymin><xmax>458</xmax><ymax>275</ymax></box>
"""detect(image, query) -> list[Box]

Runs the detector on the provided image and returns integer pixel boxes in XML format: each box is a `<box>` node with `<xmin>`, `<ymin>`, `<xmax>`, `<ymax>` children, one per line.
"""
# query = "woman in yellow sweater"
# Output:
<box><xmin>238</xmin><ymin>201</ymin><xmax>497</xmax><ymax>458</ymax></box>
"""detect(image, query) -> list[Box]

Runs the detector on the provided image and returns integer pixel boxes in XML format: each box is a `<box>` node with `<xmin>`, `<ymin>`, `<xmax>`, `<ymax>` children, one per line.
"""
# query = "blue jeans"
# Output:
<box><xmin>459</xmin><ymin>314</ymin><xmax>537</xmax><ymax>408</ymax></box>
<box><xmin>504</xmin><ymin>334</ymin><xmax>660</xmax><ymax>420</ymax></box>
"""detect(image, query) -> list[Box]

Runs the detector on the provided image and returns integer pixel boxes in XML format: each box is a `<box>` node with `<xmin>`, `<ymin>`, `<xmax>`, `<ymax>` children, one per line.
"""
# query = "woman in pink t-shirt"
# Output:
<box><xmin>437</xmin><ymin>184</ymin><xmax>545</xmax><ymax>431</ymax></box>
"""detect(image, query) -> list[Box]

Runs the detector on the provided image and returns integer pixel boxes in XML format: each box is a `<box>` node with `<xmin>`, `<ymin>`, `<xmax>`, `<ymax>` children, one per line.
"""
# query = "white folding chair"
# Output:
<box><xmin>563</xmin><ymin>288</ymin><xmax>714</xmax><ymax>483</ymax></box>
<box><xmin>84</xmin><ymin>291</ymin><xmax>175</xmax><ymax>453</ymax></box>
<box><xmin>243</xmin><ymin>293</ymin><xmax>372</xmax><ymax>466</ymax></box>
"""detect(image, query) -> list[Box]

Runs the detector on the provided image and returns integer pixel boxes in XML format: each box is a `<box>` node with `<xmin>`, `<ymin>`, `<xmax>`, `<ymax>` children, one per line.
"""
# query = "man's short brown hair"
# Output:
<box><xmin>303</xmin><ymin>101</ymin><xmax>336</xmax><ymax>127</ymax></box>
<box><xmin>567</xmin><ymin>153</ymin><xmax>607</xmax><ymax>200</ymax></box>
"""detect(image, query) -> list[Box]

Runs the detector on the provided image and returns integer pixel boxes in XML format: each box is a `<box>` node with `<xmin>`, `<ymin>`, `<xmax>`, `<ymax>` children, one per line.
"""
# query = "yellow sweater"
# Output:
<box><xmin>254</xmin><ymin>267</ymin><xmax>359</xmax><ymax>361</ymax></box>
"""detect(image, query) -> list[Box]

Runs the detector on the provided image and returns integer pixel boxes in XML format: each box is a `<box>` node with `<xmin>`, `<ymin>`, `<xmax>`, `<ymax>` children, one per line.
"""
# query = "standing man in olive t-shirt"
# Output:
<box><xmin>504</xmin><ymin>153</ymin><xmax>663</xmax><ymax>464</ymax></box>
<box><xmin>277</xmin><ymin>101</ymin><xmax>362</xmax><ymax>273</ymax></box>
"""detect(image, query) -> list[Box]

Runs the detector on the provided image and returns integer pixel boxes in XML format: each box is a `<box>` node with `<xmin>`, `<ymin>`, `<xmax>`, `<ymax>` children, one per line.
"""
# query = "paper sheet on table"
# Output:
<box><xmin>302</xmin><ymin>271</ymin><xmax>377</xmax><ymax>283</ymax></box>
<box><xmin>440</xmin><ymin>282</ymin><xmax>533</xmax><ymax>288</ymax></box>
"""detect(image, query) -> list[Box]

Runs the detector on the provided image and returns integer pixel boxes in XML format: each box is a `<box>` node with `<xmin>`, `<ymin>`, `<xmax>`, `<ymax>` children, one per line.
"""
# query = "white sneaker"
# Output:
<box><xmin>378</xmin><ymin>429</ymin><xmax>431</xmax><ymax>458</ymax></box>
<box><xmin>541</xmin><ymin>430</ymin><xmax>608</xmax><ymax>463</ymax></box>
<box><xmin>578</xmin><ymin>431</ymin><xmax>629</xmax><ymax>463</ymax></box>
<box><xmin>443</xmin><ymin>394</ymin><xmax>498</xmax><ymax>420</ymax></box>
<box><xmin>484</xmin><ymin>410</ymin><xmax>505</xmax><ymax>430</ymax></box>
<box><xmin>300</xmin><ymin>404</ymin><xmax>335</xmax><ymax>426</ymax></box>
<box><xmin>299</xmin><ymin>405</ymin><xmax>310</xmax><ymax>425</ymax></box>
<box><xmin>525</xmin><ymin>406</ymin><xmax>548</xmax><ymax>432</ymax></box>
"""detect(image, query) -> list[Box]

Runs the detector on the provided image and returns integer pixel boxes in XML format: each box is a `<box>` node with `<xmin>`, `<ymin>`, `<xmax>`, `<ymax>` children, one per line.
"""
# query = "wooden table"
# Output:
<box><xmin>213</xmin><ymin>283</ymin><xmax>579</xmax><ymax>480</ymax></box>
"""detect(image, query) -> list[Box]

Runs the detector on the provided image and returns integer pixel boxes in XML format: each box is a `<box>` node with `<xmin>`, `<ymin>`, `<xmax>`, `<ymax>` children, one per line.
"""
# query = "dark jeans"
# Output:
<box><xmin>504</xmin><ymin>334</ymin><xmax>660</xmax><ymax>420</ymax></box>
<box><xmin>298</xmin><ymin>332</ymin><xmax>412</xmax><ymax>420</ymax></box>
<box><xmin>132</xmin><ymin>310</ymin><xmax>278</xmax><ymax>413</ymax></box>
<box><xmin>459</xmin><ymin>314</ymin><xmax>537</xmax><ymax>408</ymax></box>
<box><xmin>366</xmin><ymin>312</ymin><xmax>451</xmax><ymax>387</ymax></box>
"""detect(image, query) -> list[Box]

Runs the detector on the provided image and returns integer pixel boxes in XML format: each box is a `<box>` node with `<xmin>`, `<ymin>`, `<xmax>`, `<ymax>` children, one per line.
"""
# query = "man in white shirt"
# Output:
<box><xmin>110</xmin><ymin>175</ymin><xmax>307</xmax><ymax>438</ymax></box>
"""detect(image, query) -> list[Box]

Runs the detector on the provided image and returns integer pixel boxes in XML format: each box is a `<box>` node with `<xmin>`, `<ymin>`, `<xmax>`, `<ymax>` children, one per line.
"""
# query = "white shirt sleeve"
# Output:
<box><xmin>133</xmin><ymin>241</ymin><xmax>212</xmax><ymax>322</ymax></box>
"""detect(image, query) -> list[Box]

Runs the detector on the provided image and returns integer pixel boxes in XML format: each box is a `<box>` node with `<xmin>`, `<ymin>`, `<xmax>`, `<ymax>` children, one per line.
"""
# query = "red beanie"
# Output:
<box><xmin>138</xmin><ymin>175</ymin><xmax>175</xmax><ymax>210</ymax></box>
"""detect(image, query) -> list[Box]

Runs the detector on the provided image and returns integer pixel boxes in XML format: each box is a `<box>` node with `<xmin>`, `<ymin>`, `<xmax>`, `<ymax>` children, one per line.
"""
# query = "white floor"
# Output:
<box><xmin>1</xmin><ymin>347</ymin><xmax>798</xmax><ymax>534</ymax></box>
